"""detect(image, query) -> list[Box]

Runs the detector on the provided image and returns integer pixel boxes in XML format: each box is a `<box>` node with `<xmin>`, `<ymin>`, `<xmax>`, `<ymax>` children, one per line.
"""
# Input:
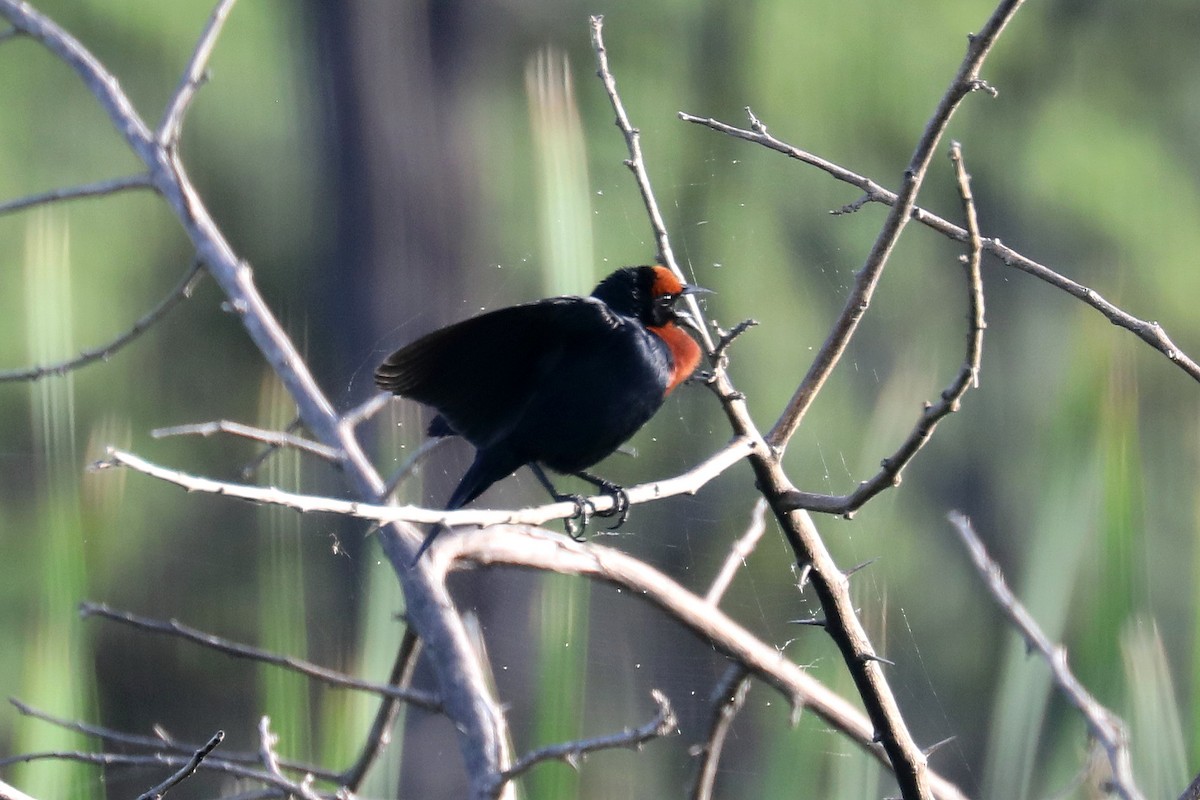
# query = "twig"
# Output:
<box><xmin>257</xmin><ymin>717</ymin><xmax>322</xmax><ymax>800</ymax></box>
<box><xmin>588</xmin><ymin>16</ymin><xmax>715</xmax><ymax>355</ymax></box>
<box><xmin>0</xmin><ymin>750</ymin><xmax>335</xmax><ymax>798</ymax></box>
<box><xmin>947</xmin><ymin>512</ymin><xmax>1145</xmax><ymax>800</ymax></box>
<box><xmin>756</xmin><ymin>2</ymin><xmax>1023</xmax><ymax>458</ymax></box>
<box><xmin>157</xmin><ymin>0</ymin><xmax>236</xmax><ymax>146</ymax></box>
<box><xmin>93</xmin><ymin>438</ymin><xmax>754</xmax><ymax>529</ymax></box>
<box><xmin>239</xmin><ymin>416</ymin><xmax>303</xmax><ymax>479</ymax></box>
<box><xmin>705</xmin><ymin>498</ymin><xmax>768</xmax><ymax>604</ymax></box>
<box><xmin>339</xmin><ymin>628</ymin><xmax>422</xmax><ymax>790</ymax></box>
<box><xmin>0</xmin><ymin>259</ymin><xmax>201</xmax><ymax>382</ymax></box>
<box><xmin>437</xmin><ymin>525</ymin><xmax>970</xmax><ymax>800</ymax></box>
<box><xmin>135</xmin><ymin>729</ymin><xmax>224</xmax><ymax>800</ymax></box>
<box><xmin>780</xmin><ymin>142</ymin><xmax>987</xmax><ymax>516</ymax></box>
<box><xmin>341</xmin><ymin>392</ymin><xmax>391</xmax><ymax>429</ymax></box>
<box><xmin>497</xmin><ymin>690</ymin><xmax>677</xmax><ymax>784</ymax></box>
<box><xmin>0</xmin><ymin>173</ymin><xmax>154</xmax><ymax>216</ymax></box>
<box><xmin>151</xmin><ymin>419</ymin><xmax>342</xmax><ymax>463</ymax></box>
<box><xmin>677</xmin><ymin>111</ymin><xmax>1200</xmax><ymax>388</ymax></box>
<box><xmin>79</xmin><ymin>602</ymin><xmax>441</xmax><ymax>712</ymax></box>
<box><xmin>689</xmin><ymin>665</ymin><xmax>751</xmax><ymax>800</ymax></box>
<box><xmin>8</xmin><ymin>698</ymin><xmax>338</xmax><ymax>781</ymax></box>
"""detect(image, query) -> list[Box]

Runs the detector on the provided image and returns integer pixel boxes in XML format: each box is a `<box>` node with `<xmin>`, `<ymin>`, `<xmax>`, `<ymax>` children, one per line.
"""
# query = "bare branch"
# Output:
<box><xmin>705</xmin><ymin>498</ymin><xmax>768</xmax><ymax>604</ymax></box>
<box><xmin>8</xmin><ymin>698</ymin><xmax>337</xmax><ymax>781</ymax></box>
<box><xmin>92</xmin><ymin>438</ymin><xmax>754</xmax><ymax>529</ymax></box>
<box><xmin>135</xmin><ymin>729</ymin><xmax>224</xmax><ymax>800</ymax></box>
<box><xmin>158</xmin><ymin>0</ymin><xmax>237</xmax><ymax>146</ymax></box>
<box><xmin>151</xmin><ymin>419</ymin><xmax>342</xmax><ymax>463</ymax></box>
<box><xmin>756</xmin><ymin>2</ymin><xmax>1023</xmax><ymax>456</ymax></box>
<box><xmin>0</xmin><ymin>749</ymin><xmax>334</xmax><ymax>798</ymax></box>
<box><xmin>947</xmin><ymin>512</ymin><xmax>1145</xmax><ymax>800</ymax></box>
<box><xmin>0</xmin><ymin>259</ymin><xmax>203</xmax><ymax>382</ymax></box>
<box><xmin>435</xmin><ymin>526</ymin><xmax>971</xmax><ymax>800</ymax></box>
<box><xmin>780</xmin><ymin>142</ymin><xmax>987</xmax><ymax>516</ymax></box>
<box><xmin>677</xmin><ymin>110</ymin><xmax>1200</xmax><ymax>387</ymax></box>
<box><xmin>79</xmin><ymin>602</ymin><xmax>442</xmax><ymax>712</ymax></box>
<box><xmin>498</xmin><ymin>690</ymin><xmax>677</xmax><ymax>785</ymax></box>
<box><xmin>689</xmin><ymin>665</ymin><xmax>751</xmax><ymax>800</ymax></box>
<box><xmin>0</xmin><ymin>173</ymin><xmax>154</xmax><ymax>217</ymax></box>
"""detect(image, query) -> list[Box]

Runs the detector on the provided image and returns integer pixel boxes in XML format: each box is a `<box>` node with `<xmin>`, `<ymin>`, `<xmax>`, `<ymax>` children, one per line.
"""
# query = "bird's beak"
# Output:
<box><xmin>675</xmin><ymin>284</ymin><xmax>711</xmax><ymax>336</ymax></box>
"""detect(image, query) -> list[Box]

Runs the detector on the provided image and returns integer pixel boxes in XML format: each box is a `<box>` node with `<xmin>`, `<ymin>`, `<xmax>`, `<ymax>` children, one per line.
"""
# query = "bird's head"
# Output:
<box><xmin>592</xmin><ymin>265</ymin><xmax>710</xmax><ymax>328</ymax></box>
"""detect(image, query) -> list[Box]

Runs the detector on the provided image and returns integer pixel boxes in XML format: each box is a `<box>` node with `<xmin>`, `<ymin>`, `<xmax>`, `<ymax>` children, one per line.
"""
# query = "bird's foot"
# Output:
<box><xmin>559</xmin><ymin>494</ymin><xmax>596</xmax><ymax>540</ymax></box>
<box><xmin>590</xmin><ymin>479</ymin><xmax>631</xmax><ymax>530</ymax></box>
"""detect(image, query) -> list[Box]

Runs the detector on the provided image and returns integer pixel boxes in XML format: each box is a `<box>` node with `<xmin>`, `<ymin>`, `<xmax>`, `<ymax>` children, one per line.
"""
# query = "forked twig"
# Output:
<box><xmin>497</xmin><ymin>690</ymin><xmax>677</xmax><ymax>784</ymax></box>
<box><xmin>781</xmin><ymin>142</ymin><xmax>987</xmax><ymax>516</ymax></box>
<box><xmin>135</xmin><ymin>730</ymin><xmax>224</xmax><ymax>800</ymax></box>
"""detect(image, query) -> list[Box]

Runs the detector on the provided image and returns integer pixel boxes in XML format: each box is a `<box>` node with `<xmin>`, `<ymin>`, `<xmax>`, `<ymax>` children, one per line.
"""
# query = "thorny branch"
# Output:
<box><xmin>676</xmin><ymin>111</ymin><xmax>1200</xmax><ymax>386</ymax></box>
<box><xmin>760</xmin><ymin>1</ymin><xmax>1024</xmax><ymax>455</ymax></box>
<box><xmin>92</xmin><ymin>438</ymin><xmax>755</xmax><ymax>530</ymax></box>
<box><xmin>589</xmin><ymin>9</ymin><xmax>1043</xmax><ymax>797</ymax></box>
<box><xmin>780</xmin><ymin>141</ymin><xmax>987</xmax><ymax>516</ymax></box>
<box><xmin>436</xmin><ymin>526</ymin><xmax>970</xmax><ymax>800</ymax></box>
<box><xmin>497</xmin><ymin>691</ymin><xmax>677</xmax><ymax>786</ymax></box>
<box><xmin>947</xmin><ymin>512</ymin><xmax>1145</xmax><ymax>800</ymax></box>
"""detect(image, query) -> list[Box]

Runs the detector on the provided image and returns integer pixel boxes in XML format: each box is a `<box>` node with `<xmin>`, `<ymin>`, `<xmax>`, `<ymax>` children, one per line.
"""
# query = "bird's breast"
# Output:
<box><xmin>649</xmin><ymin>323</ymin><xmax>703</xmax><ymax>394</ymax></box>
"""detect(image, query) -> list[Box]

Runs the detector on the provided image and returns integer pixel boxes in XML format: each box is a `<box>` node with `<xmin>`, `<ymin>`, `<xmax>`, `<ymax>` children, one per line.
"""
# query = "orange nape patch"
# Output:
<box><xmin>649</xmin><ymin>265</ymin><xmax>685</xmax><ymax>298</ymax></box>
<box><xmin>651</xmin><ymin>323</ymin><xmax>703</xmax><ymax>394</ymax></box>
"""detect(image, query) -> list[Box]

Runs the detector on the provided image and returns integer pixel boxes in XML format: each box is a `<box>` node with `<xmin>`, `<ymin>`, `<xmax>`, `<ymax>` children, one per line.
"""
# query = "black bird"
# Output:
<box><xmin>375</xmin><ymin>264</ymin><xmax>707</xmax><ymax>561</ymax></box>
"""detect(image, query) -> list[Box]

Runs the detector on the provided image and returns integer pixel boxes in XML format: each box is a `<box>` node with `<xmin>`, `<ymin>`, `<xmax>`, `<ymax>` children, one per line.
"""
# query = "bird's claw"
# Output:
<box><xmin>561</xmin><ymin>494</ymin><xmax>596</xmax><ymax>540</ymax></box>
<box><xmin>591</xmin><ymin>480</ymin><xmax>631</xmax><ymax>529</ymax></box>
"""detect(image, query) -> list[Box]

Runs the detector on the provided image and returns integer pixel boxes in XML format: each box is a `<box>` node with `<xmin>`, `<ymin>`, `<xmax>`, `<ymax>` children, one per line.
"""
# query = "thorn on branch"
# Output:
<box><xmin>859</xmin><ymin>652</ymin><xmax>896</xmax><ymax>667</ymax></box>
<box><xmin>843</xmin><ymin>557</ymin><xmax>878</xmax><ymax>578</ymax></box>
<box><xmin>922</xmin><ymin>735</ymin><xmax>956</xmax><ymax>759</ymax></box>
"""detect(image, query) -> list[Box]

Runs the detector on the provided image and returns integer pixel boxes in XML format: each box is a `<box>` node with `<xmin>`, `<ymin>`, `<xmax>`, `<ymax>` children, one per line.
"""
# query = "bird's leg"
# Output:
<box><xmin>529</xmin><ymin>463</ymin><xmax>594</xmax><ymax>540</ymax></box>
<box><xmin>571</xmin><ymin>470</ymin><xmax>631</xmax><ymax>530</ymax></box>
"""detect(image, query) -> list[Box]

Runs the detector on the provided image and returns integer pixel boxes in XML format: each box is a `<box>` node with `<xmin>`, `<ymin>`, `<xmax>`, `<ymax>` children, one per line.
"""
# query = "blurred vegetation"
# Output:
<box><xmin>1</xmin><ymin>0</ymin><xmax>1199</xmax><ymax>798</ymax></box>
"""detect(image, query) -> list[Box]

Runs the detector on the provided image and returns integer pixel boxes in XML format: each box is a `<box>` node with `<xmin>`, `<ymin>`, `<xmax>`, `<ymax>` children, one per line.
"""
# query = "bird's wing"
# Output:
<box><xmin>375</xmin><ymin>296</ymin><xmax>624</xmax><ymax>446</ymax></box>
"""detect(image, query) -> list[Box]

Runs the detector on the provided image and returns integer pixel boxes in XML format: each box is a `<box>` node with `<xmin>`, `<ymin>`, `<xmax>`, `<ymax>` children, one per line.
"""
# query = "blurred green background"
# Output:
<box><xmin>2</xmin><ymin>1</ymin><xmax>1199</xmax><ymax>798</ymax></box>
